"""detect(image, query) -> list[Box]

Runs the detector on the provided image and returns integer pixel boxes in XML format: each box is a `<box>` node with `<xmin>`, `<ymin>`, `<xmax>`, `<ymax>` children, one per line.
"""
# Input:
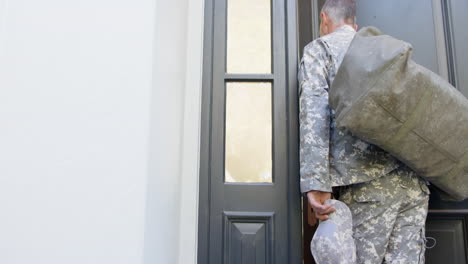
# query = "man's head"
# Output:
<box><xmin>320</xmin><ymin>0</ymin><xmax>358</xmax><ymax>36</ymax></box>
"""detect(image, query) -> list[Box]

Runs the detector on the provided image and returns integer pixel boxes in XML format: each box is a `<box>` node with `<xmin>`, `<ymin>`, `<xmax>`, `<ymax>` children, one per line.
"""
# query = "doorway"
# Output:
<box><xmin>199</xmin><ymin>0</ymin><xmax>468</xmax><ymax>263</ymax></box>
<box><xmin>298</xmin><ymin>1</ymin><xmax>468</xmax><ymax>263</ymax></box>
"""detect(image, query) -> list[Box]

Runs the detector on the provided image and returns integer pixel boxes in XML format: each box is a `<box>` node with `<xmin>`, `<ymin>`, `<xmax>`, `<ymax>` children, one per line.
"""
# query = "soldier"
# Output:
<box><xmin>298</xmin><ymin>0</ymin><xmax>430</xmax><ymax>263</ymax></box>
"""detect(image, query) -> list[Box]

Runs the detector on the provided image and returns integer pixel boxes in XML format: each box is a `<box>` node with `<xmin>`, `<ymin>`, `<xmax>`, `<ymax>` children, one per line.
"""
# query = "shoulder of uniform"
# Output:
<box><xmin>303</xmin><ymin>38</ymin><xmax>327</xmax><ymax>57</ymax></box>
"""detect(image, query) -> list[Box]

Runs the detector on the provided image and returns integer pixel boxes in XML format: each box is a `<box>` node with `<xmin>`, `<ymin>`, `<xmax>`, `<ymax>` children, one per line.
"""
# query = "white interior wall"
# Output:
<box><xmin>0</xmin><ymin>0</ymin><xmax>203</xmax><ymax>263</ymax></box>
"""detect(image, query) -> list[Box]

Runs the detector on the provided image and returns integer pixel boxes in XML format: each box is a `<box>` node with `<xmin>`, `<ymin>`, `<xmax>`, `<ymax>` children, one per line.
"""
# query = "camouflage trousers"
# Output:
<box><xmin>338</xmin><ymin>166</ymin><xmax>430</xmax><ymax>264</ymax></box>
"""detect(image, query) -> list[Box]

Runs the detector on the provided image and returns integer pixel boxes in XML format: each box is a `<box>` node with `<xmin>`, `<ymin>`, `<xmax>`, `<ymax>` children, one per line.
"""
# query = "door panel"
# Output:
<box><xmin>198</xmin><ymin>0</ymin><xmax>302</xmax><ymax>263</ymax></box>
<box><xmin>356</xmin><ymin>0</ymin><xmax>440</xmax><ymax>74</ymax></box>
<box><xmin>445</xmin><ymin>0</ymin><xmax>468</xmax><ymax>96</ymax></box>
<box><xmin>425</xmin><ymin>216</ymin><xmax>468</xmax><ymax>264</ymax></box>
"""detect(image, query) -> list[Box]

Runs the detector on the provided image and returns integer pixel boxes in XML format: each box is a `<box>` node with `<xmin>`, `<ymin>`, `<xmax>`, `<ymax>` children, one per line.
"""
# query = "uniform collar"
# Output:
<box><xmin>336</xmin><ymin>24</ymin><xmax>356</xmax><ymax>33</ymax></box>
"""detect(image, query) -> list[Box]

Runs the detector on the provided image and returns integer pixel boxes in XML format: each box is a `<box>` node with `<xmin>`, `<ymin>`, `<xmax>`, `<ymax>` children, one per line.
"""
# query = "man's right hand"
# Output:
<box><xmin>307</xmin><ymin>191</ymin><xmax>335</xmax><ymax>221</ymax></box>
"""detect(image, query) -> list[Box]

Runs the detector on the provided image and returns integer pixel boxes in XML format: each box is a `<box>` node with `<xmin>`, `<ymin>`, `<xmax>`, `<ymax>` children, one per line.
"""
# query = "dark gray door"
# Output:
<box><xmin>198</xmin><ymin>0</ymin><xmax>302</xmax><ymax>263</ymax></box>
<box><xmin>302</xmin><ymin>1</ymin><xmax>468</xmax><ymax>263</ymax></box>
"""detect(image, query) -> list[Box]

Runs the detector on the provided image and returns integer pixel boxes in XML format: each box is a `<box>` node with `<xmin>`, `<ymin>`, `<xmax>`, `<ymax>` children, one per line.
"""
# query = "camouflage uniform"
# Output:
<box><xmin>298</xmin><ymin>25</ymin><xmax>430</xmax><ymax>263</ymax></box>
<box><xmin>339</xmin><ymin>166</ymin><xmax>430</xmax><ymax>263</ymax></box>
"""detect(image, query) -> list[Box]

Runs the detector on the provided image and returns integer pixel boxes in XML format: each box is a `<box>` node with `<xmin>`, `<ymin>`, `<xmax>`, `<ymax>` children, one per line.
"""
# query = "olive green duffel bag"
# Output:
<box><xmin>330</xmin><ymin>27</ymin><xmax>468</xmax><ymax>201</ymax></box>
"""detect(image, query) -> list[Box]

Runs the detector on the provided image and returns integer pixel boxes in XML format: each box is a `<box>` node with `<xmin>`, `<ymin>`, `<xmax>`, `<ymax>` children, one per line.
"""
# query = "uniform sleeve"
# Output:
<box><xmin>298</xmin><ymin>40</ymin><xmax>332</xmax><ymax>193</ymax></box>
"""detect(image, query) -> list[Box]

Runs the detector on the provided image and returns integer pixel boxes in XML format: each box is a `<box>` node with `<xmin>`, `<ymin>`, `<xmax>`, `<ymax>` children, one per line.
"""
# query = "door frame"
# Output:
<box><xmin>169</xmin><ymin>0</ymin><xmax>206</xmax><ymax>262</ymax></box>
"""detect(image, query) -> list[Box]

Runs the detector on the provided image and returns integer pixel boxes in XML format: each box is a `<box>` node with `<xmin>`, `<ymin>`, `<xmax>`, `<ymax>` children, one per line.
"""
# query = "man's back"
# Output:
<box><xmin>306</xmin><ymin>25</ymin><xmax>355</xmax><ymax>87</ymax></box>
<box><xmin>298</xmin><ymin>25</ymin><xmax>402</xmax><ymax>193</ymax></box>
<box><xmin>301</xmin><ymin>1</ymin><xmax>431</xmax><ymax>262</ymax></box>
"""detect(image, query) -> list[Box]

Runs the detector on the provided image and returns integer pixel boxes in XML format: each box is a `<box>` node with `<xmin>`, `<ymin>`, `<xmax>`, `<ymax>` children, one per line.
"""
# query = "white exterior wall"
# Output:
<box><xmin>0</xmin><ymin>0</ymin><xmax>203</xmax><ymax>263</ymax></box>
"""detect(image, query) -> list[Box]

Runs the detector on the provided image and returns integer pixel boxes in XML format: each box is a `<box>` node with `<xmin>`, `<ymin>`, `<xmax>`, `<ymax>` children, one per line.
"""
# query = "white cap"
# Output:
<box><xmin>310</xmin><ymin>199</ymin><xmax>356</xmax><ymax>264</ymax></box>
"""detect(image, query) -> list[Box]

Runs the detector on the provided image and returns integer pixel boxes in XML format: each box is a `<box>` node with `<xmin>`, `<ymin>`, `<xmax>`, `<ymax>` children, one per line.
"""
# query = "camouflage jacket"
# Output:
<box><xmin>298</xmin><ymin>25</ymin><xmax>403</xmax><ymax>193</ymax></box>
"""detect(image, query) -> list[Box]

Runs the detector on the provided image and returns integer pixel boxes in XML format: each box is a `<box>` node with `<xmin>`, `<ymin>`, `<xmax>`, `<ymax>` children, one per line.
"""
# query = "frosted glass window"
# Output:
<box><xmin>227</xmin><ymin>0</ymin><xmax>272</xmax><ymax>73</ymax></box>
<box><xmin>225</xmin><ymin>82</ymin><xmax>272</xmax><ymax>183</ymax></box>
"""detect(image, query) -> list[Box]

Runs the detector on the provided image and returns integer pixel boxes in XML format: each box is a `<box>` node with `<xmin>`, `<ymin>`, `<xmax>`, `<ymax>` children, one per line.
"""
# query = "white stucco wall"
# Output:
<box><xmin>0</xmin><ymin>0</ymin><xmax>203</xmax><ymax>263</ymax></box>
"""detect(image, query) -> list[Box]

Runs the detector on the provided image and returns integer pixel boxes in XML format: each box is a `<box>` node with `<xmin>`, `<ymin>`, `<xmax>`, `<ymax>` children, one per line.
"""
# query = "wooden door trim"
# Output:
<box><xmin>197</xmin><ymin>0</ymin><xmax>214</xmax><ymax>261</ymax></box>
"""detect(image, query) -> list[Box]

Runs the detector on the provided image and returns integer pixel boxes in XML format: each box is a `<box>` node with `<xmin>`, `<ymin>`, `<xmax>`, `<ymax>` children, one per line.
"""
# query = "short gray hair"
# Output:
<box><xmin>321</xmin><ymin>0</ymin><xmax>356</xmax><ymax>24</ymax></box>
